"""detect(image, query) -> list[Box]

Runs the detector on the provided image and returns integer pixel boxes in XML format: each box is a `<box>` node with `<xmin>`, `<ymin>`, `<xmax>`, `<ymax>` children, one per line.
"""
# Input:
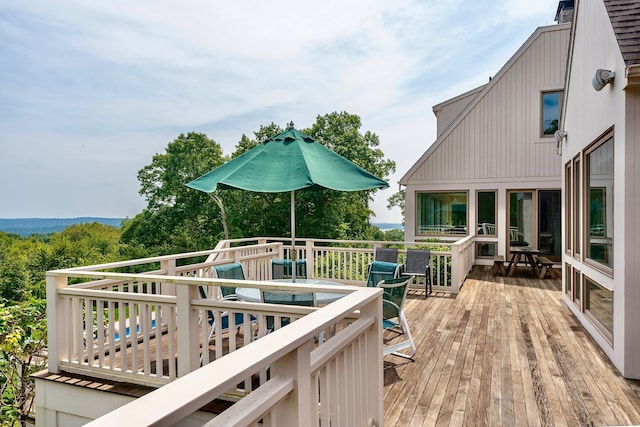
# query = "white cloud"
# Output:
<box><xmin>0</xmin><ymin>0</ymin><xmax>560</xmax><ymax>220</ymax></box>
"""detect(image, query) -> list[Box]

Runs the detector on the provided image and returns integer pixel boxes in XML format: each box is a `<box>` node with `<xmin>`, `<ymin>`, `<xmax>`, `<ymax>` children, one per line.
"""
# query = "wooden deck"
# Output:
<box><xmin>37</xmin><ymin>266</ymin><xmax>640</xmax><ymax>426</ymax></box>
<box><xmin>384</xmin><ymin>266</ymin><xmax>640</xmax><ymax>426</ymax></box>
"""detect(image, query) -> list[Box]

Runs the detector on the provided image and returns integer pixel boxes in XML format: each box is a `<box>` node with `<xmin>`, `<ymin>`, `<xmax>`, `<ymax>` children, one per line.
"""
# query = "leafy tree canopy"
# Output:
<box><xmin>122</xmin><ymin>113</ymin><xmax>397</xmax><ymax>251</ymax></box>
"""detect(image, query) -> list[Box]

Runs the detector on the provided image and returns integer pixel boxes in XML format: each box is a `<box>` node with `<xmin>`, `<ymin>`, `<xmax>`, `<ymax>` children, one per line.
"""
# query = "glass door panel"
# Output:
<box><xmin>509</xmin><ymin>191</ymin><xmax>534</xmax><ymax>250</ymax></box>
<box><xmin>538</xmin><ymin>190</ymin><xmax>561</xmax><ymax>260</ymax></box>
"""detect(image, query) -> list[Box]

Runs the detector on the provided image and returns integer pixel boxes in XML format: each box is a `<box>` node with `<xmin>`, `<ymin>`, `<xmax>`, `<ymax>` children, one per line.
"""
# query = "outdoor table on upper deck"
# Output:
<box><xmin>507</xmin><ymin>246</ymin><xmax>540</xmax><ymax>277</ymax></box>
<box><xmin>235</xmin><ymin>278</ymin><xmax>345</xmax><ymax>305</ymax></box>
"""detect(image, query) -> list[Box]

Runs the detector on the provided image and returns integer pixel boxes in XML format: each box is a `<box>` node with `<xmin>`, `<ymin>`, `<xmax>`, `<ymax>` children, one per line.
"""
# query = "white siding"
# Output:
<box><xmin>561</xmin><ymin>0</ymin><xmax>640</xmax><ymax>379</ymax></box>
<box><xmin>404</xmin><ymin>25</ymin><xmax>569</xmax><ymax>184</ymax></box>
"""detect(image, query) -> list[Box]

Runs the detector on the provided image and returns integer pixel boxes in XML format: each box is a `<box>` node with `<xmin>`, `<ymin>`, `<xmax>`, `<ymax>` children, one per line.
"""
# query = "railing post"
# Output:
<box><xmin>46</xmin><ymin>274</ymin><xmax>68</xmax><ymax>374</ymax></box>
<box><xmin>451</xmin><ymin>243</ymin><xmax>460</xmax><ymax>294</ymax></box>
<box><xmin>270</xmin><ymin>340</ymin><xmax>313</xmax><ymax>425</ymax></box>
<box><xmin>176</xmin><ymin>283</ymin><xmax>200</xmax><ymax>376</ymax></box>
<box><xmin>305</xmin><ymin>240</ymin><xmax>314</xmax><ymax>278</ymax></box>
<box><xmin>161</xmin><ymin>259</ymin><xmax>176</xmax><ymax>296</ymax></box>
<box><xmin>360</xmin><ymin>294</ymin><xmax>384</xmax><ymax>425</ymax></box>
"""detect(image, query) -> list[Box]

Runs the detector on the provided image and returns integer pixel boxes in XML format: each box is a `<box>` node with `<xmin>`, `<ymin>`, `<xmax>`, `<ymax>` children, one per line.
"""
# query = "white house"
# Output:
<box><xmin>559</xmin><ymin>0</ymin><xmax>640</xmax><ymax>379</ymax></box>
<box><xmin>400</xmin><ymin>21</ymin><xmax>571</xmax><ymax>265</ymax></box>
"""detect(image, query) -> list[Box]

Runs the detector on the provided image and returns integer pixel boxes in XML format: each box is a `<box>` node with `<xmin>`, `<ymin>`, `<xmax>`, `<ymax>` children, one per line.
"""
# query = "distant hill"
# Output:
<box><xmin>0</xmin><ymin>217</ymin><xmax>124</xmax><ymax>236</ymax></box>
<box><xmin>372</xmin><ymin>223</ymin><xmax>404</xmax><ymax>231</ymax></box>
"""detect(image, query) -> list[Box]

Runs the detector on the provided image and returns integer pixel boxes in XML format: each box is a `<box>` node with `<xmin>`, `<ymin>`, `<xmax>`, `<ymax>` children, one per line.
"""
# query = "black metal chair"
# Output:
<box><xmin>403</xmin><ymin>249</ymin><xmax>432</xmax><ymax>298</ymax></box>
<box><xmin>374</xmin><ymin>247</ymin><xmax>399</xmax><ymax>263</ymax></box>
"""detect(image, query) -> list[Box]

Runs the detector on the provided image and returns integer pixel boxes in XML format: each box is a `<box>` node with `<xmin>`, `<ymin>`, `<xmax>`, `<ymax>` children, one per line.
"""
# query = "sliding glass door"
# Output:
<box><xmin>508</xmin><ymin>190</ymin><xmax>561</xmax><ymax>260</ymax></box>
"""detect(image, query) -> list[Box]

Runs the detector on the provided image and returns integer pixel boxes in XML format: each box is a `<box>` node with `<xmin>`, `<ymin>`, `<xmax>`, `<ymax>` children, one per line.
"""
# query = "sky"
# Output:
<box><xmin>0</xmin><ymin>0</ymin><xmax>561</xmax><ymax>223</ymax></box>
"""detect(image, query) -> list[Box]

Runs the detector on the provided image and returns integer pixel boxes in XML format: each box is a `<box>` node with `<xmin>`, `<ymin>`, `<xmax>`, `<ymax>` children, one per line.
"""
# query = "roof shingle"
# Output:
<box><xmin>604</xmin><ymin>0</ymin><xmax>640</xmax><ymax>65</ymax></box>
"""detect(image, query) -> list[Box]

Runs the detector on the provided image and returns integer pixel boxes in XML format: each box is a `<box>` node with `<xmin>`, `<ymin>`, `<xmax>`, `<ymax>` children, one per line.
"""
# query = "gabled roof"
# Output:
<box><xmin>399</xmin><ymin>23</ymin><xmax>570</xmax><ymax>185</ymax></box>
<box><xmin>604</xmin><ymin>0</ymin><xmax>640</xmax><ymax>66</ymax></box>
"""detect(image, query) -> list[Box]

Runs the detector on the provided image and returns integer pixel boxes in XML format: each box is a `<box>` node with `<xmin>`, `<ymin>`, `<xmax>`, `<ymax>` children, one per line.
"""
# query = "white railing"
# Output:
<box><xmin>44</xmin><ymin>237</ymin><xmax>467</xmax><ymax>425</ymax></box>
<box><xmin>84</xmin><ymin>289</ymin><xmax>383</xmax><ymax>426</ymax></box>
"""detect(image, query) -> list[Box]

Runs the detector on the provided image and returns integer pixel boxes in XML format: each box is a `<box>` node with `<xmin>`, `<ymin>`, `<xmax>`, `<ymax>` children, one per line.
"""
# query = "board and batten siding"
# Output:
<box><xmin>405</xmin><ymin>24</ymin><xmax>570</xmax><ymax>184</ymax></box>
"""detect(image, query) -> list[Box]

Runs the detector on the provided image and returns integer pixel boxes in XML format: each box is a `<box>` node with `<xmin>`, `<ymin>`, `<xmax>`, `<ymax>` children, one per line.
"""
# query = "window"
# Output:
<box><xmin>541</xmin><ymin>91</ymin><xmax>563</xmax><ymax>137</ymax></box>
<box><xmin>585</xmin><ymin>134</ymin><xmax>613</xmax><ymax>270</ymax></box>
<box><xmin>477</xmin><ymin>191</ymin><xmax>497</xmax><ymax>235</ymax></box>
<box><xmin>565</xmin><ymin>162</ymin><xmax>572</xmax><ymax>253</ymax></box>
<box><xmin>585</xmin><ymin>277</ymin><xmax>613</xmax><ymax>338</ymax></box>
<box><xmin>573</xmin><ymin>269</ymin><xmax>582</xmax><ymax>307</ymax></box>
<box><xmin>573</xmin><ymin>156</ymin><xmax>581</xmax><ymax>256</ymax></box>
<box><xmin>565</xmin><ymin>263</ymin><xmax>572</xmax><ymax>296</ymax></box>
<box><xmin>416</xmin><ymin>192</ymin><xmax>467</xmax><ymax>235</ymax></box>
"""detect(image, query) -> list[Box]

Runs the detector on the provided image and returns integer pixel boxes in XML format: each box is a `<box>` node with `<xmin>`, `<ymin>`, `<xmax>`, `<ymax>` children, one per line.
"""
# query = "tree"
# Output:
<box><xmin>121</xmin><ymin>132</ymin><xmax>228</xmax><ymax>252</ymax></box>
<box><xmin>0</xmin><ymin>297</ymin><xmax>47</xmax><ymax>426</ymax></box>
<box><xmin>220</xmin><ymin>112</ymin><xmax>396</xmax><ymax>241</ymax></box>
<box><xmin>387</xmin><ymin>189</ymin><xmax>405</xmax><ymax>221</ymax></box>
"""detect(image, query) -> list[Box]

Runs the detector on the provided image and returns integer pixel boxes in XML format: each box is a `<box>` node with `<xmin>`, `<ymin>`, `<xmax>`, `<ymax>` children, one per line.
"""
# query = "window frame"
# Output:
<box><xmin>415</xmin><ymin>191</ymin><xmax>469</xmax><ymax>237</ymax></box>
<box><xmin>540</xmin><ymin>90</ymin><xmax>563</xmax><ymax>138</ymax></box>
<box><xmin>583</xmin><ymin>129</ymin><xmax>614</xmax><ymax>275</ymax></box>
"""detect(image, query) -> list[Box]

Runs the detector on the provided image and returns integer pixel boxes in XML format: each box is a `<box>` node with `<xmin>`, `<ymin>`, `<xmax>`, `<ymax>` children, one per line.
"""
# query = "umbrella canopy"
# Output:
<box><xmin>186</xmin><ymin>125</ymin><xmax>389</xmax><ymax>280</ymax></box>
<box><xmin>186</xmin><ymin>126</ymin><xmax>388</xmax><ymax>193</ymax></box>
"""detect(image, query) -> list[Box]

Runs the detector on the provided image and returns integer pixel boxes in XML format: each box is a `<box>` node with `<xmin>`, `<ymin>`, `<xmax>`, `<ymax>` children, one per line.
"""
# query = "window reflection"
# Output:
<box><xmin>586</xmin><ymin>136</ymin><xmax>613</xmax><ymax>268</ymax></box>
<box><xmin>542</xmin><ymin>91</ymin><xmax>562</xmax><ymax>136</ymax></box>
<box><xmin>416</xmin><ymin>192</ymin><xmax>467</xmax><ymax>235</ymax></box>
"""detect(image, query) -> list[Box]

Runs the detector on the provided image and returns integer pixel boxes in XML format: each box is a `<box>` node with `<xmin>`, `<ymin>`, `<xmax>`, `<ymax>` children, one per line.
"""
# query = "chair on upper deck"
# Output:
<box><xmin>366</xmin><ymin>260</ymin><xmax>401</xmax><ymax>287</ymax></box>
<box><xmin>198</xmin><ymin>285</ymin><xmax>256</xmax><ymax>364</ymax></box>
<box><xmin>403</xmin><ymin>248</ymin><xmax>432</xmax><ymax>298</ymax></box>
<box><xmin>379</xmin><ymin>276</ymin><xmax>416</xmax><ymax>359</ymax></box>
<box><xmin>261</xmin><ymin>290</ymin><xmax>315</xmax><ymax>332</ymax></box>
<box><xmin>375</xmin><ymin>247</ymin><xmax>399</xmax><ymax>263</ymax></box>
<box><xmin>213</xmin><ymin>262</ymin><xmax>246</xmax><ymax>299</ymax></box>
<box><xmin>270</xmin><ymin>259</ymin><xmax>308</xmax><ymax>280</ymax></box>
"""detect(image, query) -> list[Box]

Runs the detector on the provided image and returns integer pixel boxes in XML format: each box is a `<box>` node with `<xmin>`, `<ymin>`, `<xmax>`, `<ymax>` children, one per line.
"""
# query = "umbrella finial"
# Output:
<box><xmin>287</xmin><ymin>121</ymin><xmax>295</xmax><ymax>129</ymax></box>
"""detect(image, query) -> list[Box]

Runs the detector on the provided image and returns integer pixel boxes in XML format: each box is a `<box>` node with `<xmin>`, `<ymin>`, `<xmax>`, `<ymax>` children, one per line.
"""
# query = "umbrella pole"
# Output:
<box><xmin>291</xmin><ymin>190</ymin><xmax>296</xmax><ymax>282</ymax></box>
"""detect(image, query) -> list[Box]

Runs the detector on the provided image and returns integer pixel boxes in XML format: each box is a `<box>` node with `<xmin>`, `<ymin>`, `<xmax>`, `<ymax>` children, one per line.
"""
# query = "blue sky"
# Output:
<box><xmin>0</xmin><ymin>0</ymin><xmax>560</xmax><ymax>222</ymax></box>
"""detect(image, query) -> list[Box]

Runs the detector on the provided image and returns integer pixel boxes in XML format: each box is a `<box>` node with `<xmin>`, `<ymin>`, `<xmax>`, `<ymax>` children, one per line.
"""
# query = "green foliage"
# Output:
<box><xmin>123</xmin><ymin>114</ymin><xmax>398</xmax><ymax>251</ymax></box>
<box><xmin>121</xmin><ymin>132</ymin><xmax>228</xmax><ymax>252</ymax></box>
<box><xmin>0</xmin><ymin>297</ymin><xmax>47</xmax><ymax>426</ymax></box>
<box><xmin>222</xmin><ymin>112</ymin><xmax>396</xmax><ymax>241</ymax></box>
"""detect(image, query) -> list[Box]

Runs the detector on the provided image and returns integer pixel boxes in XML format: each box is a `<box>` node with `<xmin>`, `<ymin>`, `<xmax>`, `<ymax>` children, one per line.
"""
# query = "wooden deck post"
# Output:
<box><xmin>269</xmin><ymin>340</ymin><xmax>313</xmax><ymax>425</ymax></box>
<box><xmin>46</xmin><ymin>274</ymin><xmax>68</xmax><ymax>374</ymax></box>
<box><xmin>176</xmin><ymin>283</ymin><xmax>200</xmax><ymax>376</ymax></box>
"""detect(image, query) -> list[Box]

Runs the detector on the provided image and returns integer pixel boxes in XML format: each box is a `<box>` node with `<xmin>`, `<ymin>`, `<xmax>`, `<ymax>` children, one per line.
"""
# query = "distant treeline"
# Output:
<box><xmin>0</xmin><ymin>217</ymin><xmax>124</xmax><ymax>236</ymax></box>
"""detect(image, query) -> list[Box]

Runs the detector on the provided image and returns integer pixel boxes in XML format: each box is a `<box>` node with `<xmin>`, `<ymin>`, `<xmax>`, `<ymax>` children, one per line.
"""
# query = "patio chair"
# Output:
<box><xmin>379</xmin><ymin>276</ymin><xmax>416</xmax><ymax>359</ymax></box>
<box><xmin>213</xmin><ymin>262</ymin><xmax>246</xmax><ymax>298</ymax></box>
<box><xmin>270</xmin><ymin>259</ymin><xmax>308</xmax><ymax>280</ymax></box>
<box><xmin>403</xmin><ymin>249</ymin><xmax>432</xmax><ymax>298</ymax></box>
<box><xmin>198</xmin><ymin>286</ymin><xmax>257</xmax><ymax>363</ymax></box>
<box><xmin>366</xmin><ymin>260</ymin><xmax>402</xmax><ymax>287</ymax></box>
<box><xmin>481</xmin><ymin>223</ymin><xmax>496</xmax><ymax>235</ymax></box>
<box><xmin>261</xmin><ymin>290</ymin><xmax>315</xmax><ymax>331</ymax></box>
<box><xmin>375</xmin><ymin>247</ymin><xmax>399</xmax><ymax>263</ymax></box>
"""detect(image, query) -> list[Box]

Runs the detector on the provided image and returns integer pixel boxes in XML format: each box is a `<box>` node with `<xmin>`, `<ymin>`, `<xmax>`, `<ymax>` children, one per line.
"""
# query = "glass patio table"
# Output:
<box><xmin>235</xmin><ymin>278</ymin><xmax>345</xmax><ymax>305</ymax></box>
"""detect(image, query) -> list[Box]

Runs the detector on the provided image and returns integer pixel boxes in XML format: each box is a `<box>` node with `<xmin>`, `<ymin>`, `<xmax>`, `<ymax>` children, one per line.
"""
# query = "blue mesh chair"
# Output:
<box><xmin>198</xmin><ymin>286</ymin><xmax>256</xmax><ymax>363</ymax></box>
<box><xmin>379</xmin><ymin>276</ymin><xmax>416</xmax><ymax>359</ymax></box>
<box><xmin>366</xmin><ymin>260</ymin><xmax>401</xmax><ymax>287</ymax></box>
<box><xmin>213</xmin><ymin>262</ymin><xmax>245</xmax><ymax>298</ymax></box>
<box><xmin>270</xmin><ymin>259</ymin><xmax>308</xmax><ymax>280</ymax></box>
<box><xmin>261</xmin><ymin>290</ymin><xmax>315</xmax><ymax>331</ymax></box>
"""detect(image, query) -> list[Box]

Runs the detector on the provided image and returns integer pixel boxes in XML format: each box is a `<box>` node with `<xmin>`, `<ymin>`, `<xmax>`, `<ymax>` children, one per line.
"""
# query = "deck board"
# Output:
<box><xmin>383</xmin><ymin>267</ymin><xmax>640</xmax><ymax>426</ymax></box>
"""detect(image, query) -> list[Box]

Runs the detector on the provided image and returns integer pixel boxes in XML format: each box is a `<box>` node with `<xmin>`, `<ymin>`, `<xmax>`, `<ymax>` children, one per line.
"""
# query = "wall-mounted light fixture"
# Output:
<box><xmin>554</xmin><ymin>130</ymin><xmax>568</xmax><ymax>142</ymax></box>
<box><xmin>554</xmin><ymin>130</ymin><xmax>567</xmax><ymax>156</ymax></box>
<box><xmin>592</xmin><ymin>69</ymin><xmax>615</xmax><ymax>91</ymax></box>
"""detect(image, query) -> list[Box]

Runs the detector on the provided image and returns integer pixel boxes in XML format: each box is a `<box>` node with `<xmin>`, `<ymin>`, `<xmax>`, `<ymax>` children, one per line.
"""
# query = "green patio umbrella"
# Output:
<box><xmin>186</xmin><ymin>123</ymin><xmax>389</xmax><ymax>281</ymax></box>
